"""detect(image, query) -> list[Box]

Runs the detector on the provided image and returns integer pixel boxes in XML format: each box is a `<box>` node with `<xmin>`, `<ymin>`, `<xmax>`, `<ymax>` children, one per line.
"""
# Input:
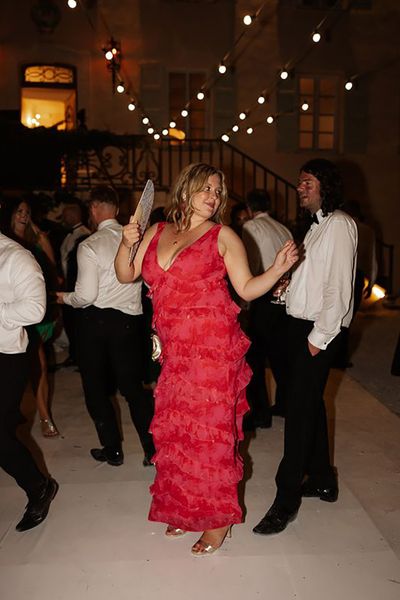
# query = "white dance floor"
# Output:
<box><xmin>0</xmin><ymin>367</ymin><xmax>399</xmax><ymax>600</ymax></box>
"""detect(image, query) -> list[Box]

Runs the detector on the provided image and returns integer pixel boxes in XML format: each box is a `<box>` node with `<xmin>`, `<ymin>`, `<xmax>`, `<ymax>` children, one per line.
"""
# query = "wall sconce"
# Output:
<box><xmin>102</xmin><ymin>38</ymin><xmax>121</xmax><ymax>94</ymax></box>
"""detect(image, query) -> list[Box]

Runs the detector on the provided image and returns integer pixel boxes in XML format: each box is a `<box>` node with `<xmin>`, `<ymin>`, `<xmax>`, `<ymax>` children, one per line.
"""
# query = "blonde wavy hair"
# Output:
<box><xmin>167</xmin><ymin>163</ymin><xmax>228</xmax><ymax>231</ymax></box>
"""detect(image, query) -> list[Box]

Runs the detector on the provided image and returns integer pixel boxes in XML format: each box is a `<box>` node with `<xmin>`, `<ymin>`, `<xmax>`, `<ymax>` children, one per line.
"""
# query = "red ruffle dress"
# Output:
<box><xmin>142</xmin><ymin>222</ymin><xmax>251</xmax><ymax>531</ymax></box>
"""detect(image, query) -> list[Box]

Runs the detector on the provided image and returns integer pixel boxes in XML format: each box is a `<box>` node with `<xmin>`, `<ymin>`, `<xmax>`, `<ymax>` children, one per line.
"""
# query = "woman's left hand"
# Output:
<box><xmin>273</xmin><ymin>240</ymin><xmax>299</xmax><ymax>275</ymax></box>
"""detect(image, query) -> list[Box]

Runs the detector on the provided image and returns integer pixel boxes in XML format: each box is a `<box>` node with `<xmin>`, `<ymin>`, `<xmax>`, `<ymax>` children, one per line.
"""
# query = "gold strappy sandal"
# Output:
<box><xmin>191</xmin><ymin>525</ymin><xmax>232</xmax><ymax>556</ymax></box>
<box><xmin>165</xmin><ymin>525</ymin><xmax>186</xmax><ymax>538</ymax></box>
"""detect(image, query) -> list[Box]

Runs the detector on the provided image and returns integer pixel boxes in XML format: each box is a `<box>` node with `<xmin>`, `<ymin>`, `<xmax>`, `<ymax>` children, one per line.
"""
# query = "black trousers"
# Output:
<box><xmin>275</xmin><ymin>317</ymin><xmax>342</xmax><ymax>512</ymax></box>
<box><xmin>0</xmin><ymin>352</ymin><xmax>45</xmax><ymax>496</ymax></box>
<box><xmin>76</xmin><ymin>306</ymin><xmax>155</xmax><ymax>456</ymax></box>
<box><xmin>62</xmin><ymin>304</ymin><xmax>79</xmax><ymax>363</ymax></box>
<box><xmin>246</xmin><ymin>296</ymin><xmax>290</xmax><ymax>422</ymax></box>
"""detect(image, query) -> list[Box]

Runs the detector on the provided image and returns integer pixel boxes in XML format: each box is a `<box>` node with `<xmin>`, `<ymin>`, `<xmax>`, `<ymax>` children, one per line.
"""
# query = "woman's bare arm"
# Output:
<box><xmin>114</xmin><ymin>222</ymin><xmax>158</xmax><ymax>283</ymax></box>
<box><xmin>218</xmin><ymin>225</ymin><xmax>298</xmax><ymax>301</ymax></box>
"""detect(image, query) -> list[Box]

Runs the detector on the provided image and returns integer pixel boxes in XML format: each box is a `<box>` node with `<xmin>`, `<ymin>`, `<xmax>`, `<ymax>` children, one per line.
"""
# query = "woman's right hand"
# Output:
<box><xmin>121</xmin><ymin>221</ymin><xmax>141</xmax><ymax>249</ymax></box>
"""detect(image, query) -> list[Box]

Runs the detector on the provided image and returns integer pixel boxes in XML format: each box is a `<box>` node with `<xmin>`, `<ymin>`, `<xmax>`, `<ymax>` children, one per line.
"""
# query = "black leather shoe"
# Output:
<box><xmin>301</xmin><ymin>481</ymin><xmax>338</xmax><ymax>502</ymax></box>
<box><xmin>253</xmin><ymin>503</ymin><xmax>298</xmax><ymax>535</ymax></box>
<box><xmin>90</xmin><ymin>447</ymin><xmax>124</xmax><ymax>466</ymax></box>
<box><xmin>16</xmin><ymin>477</ymin><xmax>59</xmax><ymax>532</ymax></box>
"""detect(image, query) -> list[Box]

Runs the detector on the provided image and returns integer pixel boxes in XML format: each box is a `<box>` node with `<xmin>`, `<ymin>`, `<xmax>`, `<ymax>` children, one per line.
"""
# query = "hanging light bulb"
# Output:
<box><xmin>344</xmin><ymin>80</ymin><xmax>353</xmax><ymax>91</ymax></box>
<box><xmin>104</xmin><ymin>49</ymin><xmax>113</xmax><ymax>61</ymax></box>
<box><xmin>232</xmin><ymin>125</ymin><xmax>239</xmax><ymax>132</ymax></box>
<box><xmin>266</xmin><ymin>115</ymin><xmax>274</xmax><ymax>124</ymax></box>
<box><xmin>154</xmin><ymin>133</ymin><xmax>160</xmax><ymax>140</ymax></box>
<box><xmin>197</xmin><ymin>91</ymin><xmax>205</xmax><ymax>101</ymax></box>
<box><xmin>280</xmin><ymin>70</ymin><xmax>289</xmax><ymax>80</ymax></box>
<box><xmin>218</xmin><ymin>63</ymin><xmax>227</xmax><ymax>75</ymax></box>
<box><xmin>181</xmin><ymin>109</ymin><xmax>189</xmax><ymax>117</ymax></box>
<box><xmin>257</xmin><ymin>94</ymin><xmax>266</xmax><ymax>105</ymax></box>
<box><xmin>301</xmin><ymin>101</ymin><xmax>309</xmax><ymax>111</ymax></box>
<box><xmin>169</xmin><ymin>120</ymin><xmax>176</xmax><ymax>128</ymax></box>
<box><xmin>239</xmin><ymin>112</ymin><xmax>247</xmax><ymax>121</ymax></box>
<box><xmin>147</xmin><ymin>127</ymin><xmax>154</xmax><ymax>134</ymax></box>
<box><xmin>67</xmin><ymin>0</ymin><xmax>77</xmax><ymax>8</ymax></box>
<box><xmin>128</xmin><ymin>102</ymin><xmax>136</xmax><ymax>111</ymax></box>
<box><xmin>116</xmin><ymin>82</ymin><xmax>125</xmax><ymax>94</ymax></box>
<box><xmin>243</xmin><ymin>14</ymin><xmax>254</xmax><ymax>26</ymax></box>
<box><xmin>221</xmin><ymin>134</ymin><xmax>230</xmax><ymax>142</ymax></box>
<box><xmin>246</xmin><ymin>127</ymin><xmax>253</xmax><ymax>135</ymax></box>
<box><xmin>312</xmin><ymin>31</ymin><xmax>321</xmax><ymax>43</ymax></box>
<box><xmin>162</xmin><ymin>128</ymin><xmax>169</xmax><ymax>136</ymax></box>
<box><xmin>142</xmin><ymin>117</ymin><xmax>150</xmax><ymax>125</ymax></box>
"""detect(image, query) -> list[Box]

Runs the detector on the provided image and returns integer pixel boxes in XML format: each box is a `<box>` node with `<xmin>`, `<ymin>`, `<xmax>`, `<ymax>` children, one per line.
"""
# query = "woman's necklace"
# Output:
<box><xmin>171</xmin><ymin>222</ymin><xmax>205</xmax><ymax>245</ymax></box>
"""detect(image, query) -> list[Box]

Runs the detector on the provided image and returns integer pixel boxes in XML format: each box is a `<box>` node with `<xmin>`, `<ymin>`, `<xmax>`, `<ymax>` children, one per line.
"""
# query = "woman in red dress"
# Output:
<box><xmin>115</xmin><ymin>163</ymin><xmax>298</xmax><ymax>556</ymax></box>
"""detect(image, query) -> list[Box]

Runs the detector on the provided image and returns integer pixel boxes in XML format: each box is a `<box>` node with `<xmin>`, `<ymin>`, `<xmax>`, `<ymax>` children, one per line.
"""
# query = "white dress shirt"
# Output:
<box><xmin>286</xmin><ymin>209</ymin><xmax>357</xmax><ymax>350</ymax></box>
<box><xmin>242</xmin><ymin>212</ymin><xmax>293</xmax><ymax>276</ymax></box>
<box><xmin>63</xmin><ymin>219</ymin><xmax>142</xmax><ymax>315</ymax></box>
<box><xmin>0</xmin><ymin>233</ymin><xmax>46</xmax><ymax>354</ymax></box>
<box><xmin>60</xmin><ymin>222</ymin><xmax>91</xmax><ymax>278</ymax></box>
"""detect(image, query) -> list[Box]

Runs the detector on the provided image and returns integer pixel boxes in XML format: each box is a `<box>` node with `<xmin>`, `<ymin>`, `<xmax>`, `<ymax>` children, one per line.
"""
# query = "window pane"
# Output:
<box><xmin>319</xmin><ymin>97</ymin><xmax>335</xmax><ymax>113</ymax></box>
<box><xmin>320</xmin><ymin>78</ymin><xmax>336</xmax><ymax>95</ymax></box>
<box><xmin>299</xmin><ymin>78</ymin><xmax>314</xmax><ymax>95</ymax></box>
<box><xmin>300</xmin><ymin>115</ymin><xmax>313</xmax><ymax>132</ymax></box>
<box><xmin>300</xmin><ymin>132</ymin><xmax>313</xmax><ymax>148</ymax></box>
<box><xmin>319</xmin><ymin>116</ymin><xmax>334</xmax><ymax>132</ymax></box>
<box><xmin>318</xmin><ymin>133</ymin><xmax>334</xmax><ymax>149</ymax></box>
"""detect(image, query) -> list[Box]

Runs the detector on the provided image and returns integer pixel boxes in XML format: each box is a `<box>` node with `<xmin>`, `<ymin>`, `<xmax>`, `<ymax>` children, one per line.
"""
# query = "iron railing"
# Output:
<box><xmin>67</xmin><ymin>137</ymin><xmax>298</xmax><ymax>224</ymax></box>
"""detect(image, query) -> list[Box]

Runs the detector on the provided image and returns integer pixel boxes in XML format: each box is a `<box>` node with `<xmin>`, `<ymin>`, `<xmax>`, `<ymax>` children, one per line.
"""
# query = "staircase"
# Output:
<box><xmin>69</xmin><ymin>137</ymin><xmax>298</xmax><ymax>225</ymax></box>
<box><xmin>65</xmin><ymin>135</ymin><xmax>394</xmax><ymax>294</ymax></box>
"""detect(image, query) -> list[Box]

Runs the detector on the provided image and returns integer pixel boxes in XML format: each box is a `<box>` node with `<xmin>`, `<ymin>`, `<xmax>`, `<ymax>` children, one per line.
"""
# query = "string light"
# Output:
<box><xmin>312</xmin><ymin>31</ymin><xmax>321</xmax><ymax>43</ymax></box>
<box><xmin>142</xmin><ymin>117</ymin><xmax>150</xmax><ymax>125</ymax></box>
<box><xmin>116</xmin><ymin>82</ymin><xmax>125</xmax><ymax>94</ymax></box>
<box><xmin>197</xmin><ymin>91</ymin><xmax>205</xmax><ymax>101</ymax></box>
<box><xmin>246</xmin><ymin>127</ymin><xmax>253</xmax><ymax>134</ymax></box>
<box><xmin>169</xmin><ymin>120</ymin><xmax>176</xmax><ymax>128</ymax></box>
<box><xmin>232</xmin><ymin>125</ymin><xmax>239</xmax><ymax>132</ymax></box>
<box><xmin>301</xmin><ymin>102</ymin><xmax>309</xmax><ymax>111</ymax></box>
<box><xmin>221</xmin><ymin>134</ymin><xmax>230</xmax><ymax>142</ymax></box>
<box><xmin>67</xmin><ymin>0</ymin><xmax>77</xmax><ymax>8</ymax></box>
<box><xmin>243</xmin><ymin>14</ymin><xmax>254</xmax><ymax>26</ymax></box>
<box><xmin>218</xmin><ymin>63</ymin><xmax>227</xmax><ymax>74</ymax></box>
<box><xmin>128</xmin><ymin>102</ymin><xmax>136</xmax><ymax>111</ymax></box>
<box><xmin>162</xmin><ymin>128</ymin><xmax>169</xmax><ymax>136</ymax></box>
<box><xmin>181</xmin><ymin>109</ymin><xmax>189</xmax><ymax>117</ymax></box>
<box><xmin>104</xmin><ymin>49</ymin><xmax>113</xmax><ymax>61</ymax></box>
<box><xmin>147</xmin><ymin>127</ymin><xmax>154</xmax><ymax>134</ymax></box>
<box><xmin>344</xmin><ymin>80</ymin><xmax>353</xmax><ymax>91</ymax></box>
<box><xmin>239</xmin><ymin>112</ymin><xmax>247</xmax><ymax>121</ymax></box>
<box><xmin>266</xmin><ymin>115</ymin><xmax>274</xmax><ymax>124</ymax></box>
<box><xmin>154</xmin><ymin>133</ymin><xmax>160</xmax><ymax>140</ymax></box>
<box><xmin>280</xmin><ymin>70</ymin><xmax>289</xmax><ymax>80</ymax></box>
<box><xmin>257</xmin><ymin>94</ymin><xmax>266</xmax><ymax>105</ymax></box>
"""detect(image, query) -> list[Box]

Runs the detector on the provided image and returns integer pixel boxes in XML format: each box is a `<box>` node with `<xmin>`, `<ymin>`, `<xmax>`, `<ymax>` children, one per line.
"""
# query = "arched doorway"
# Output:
<box><xmin>21</xmin><ymin>64</ymin><xmax>77</xmax><ymax>130</ymax></box>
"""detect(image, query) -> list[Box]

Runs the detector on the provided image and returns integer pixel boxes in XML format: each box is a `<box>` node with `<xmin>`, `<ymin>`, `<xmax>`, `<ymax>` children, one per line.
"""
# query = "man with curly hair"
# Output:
<box><xmin>253</xmin><ymin>159</ymin><xmax>358</xmax><ymax>535</ymax></box>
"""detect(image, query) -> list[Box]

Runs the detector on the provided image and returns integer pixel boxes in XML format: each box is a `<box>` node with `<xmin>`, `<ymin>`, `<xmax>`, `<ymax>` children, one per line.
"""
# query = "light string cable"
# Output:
<box><xmin>159</xmin><ymin>2</ymin><xmax>268</xmax><ymax>138</ymax></box>
<box><xmin>220</xmin><ymin>0</ymin><xmax>358</xmax><ymax>140</ymax></box>
<box><xmin>71</xmin><ymin>0</ymin><xmax>156</xmax><ymax>136</ymax></box>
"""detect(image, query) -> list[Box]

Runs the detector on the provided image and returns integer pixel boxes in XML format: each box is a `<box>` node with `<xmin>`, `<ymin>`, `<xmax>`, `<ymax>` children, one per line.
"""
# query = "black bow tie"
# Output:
<box><xmin>311</xmin><ymin>213</ymin><xmax>319</xmax><ymax>224</ymax></box>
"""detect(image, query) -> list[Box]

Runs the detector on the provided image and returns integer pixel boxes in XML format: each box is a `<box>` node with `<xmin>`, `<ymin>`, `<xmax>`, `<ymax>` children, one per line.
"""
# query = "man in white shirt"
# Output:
<box><xmin>56</xmin><ymin>187</ymin><xmax>155</xmax><ymax>467</ymax></box>
<box><xmin>242</xmin><ymin>190</ymin><xmax>293</xmax><ymax>425</ymax></box>
<box><xmin>253</xmin><ymin>159</ymin><xmax>357</xmax><ymax>535</ymax></box>
<box><xmin>0</xmin><ymin>229</ymin><xmax>58</xmax><ymax>531</ymax></box>
<box><xmin>59</xmin><ymin>203</ymin><xmax>91</xmax><ymax>366</ymax></box>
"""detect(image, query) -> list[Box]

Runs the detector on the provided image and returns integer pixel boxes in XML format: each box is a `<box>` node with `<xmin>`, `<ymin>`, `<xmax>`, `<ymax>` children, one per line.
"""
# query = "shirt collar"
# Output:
<box><xmin>311</xmin><ymin>208</ymin><xmax>326</xmax><ymax>225</ymax></box>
